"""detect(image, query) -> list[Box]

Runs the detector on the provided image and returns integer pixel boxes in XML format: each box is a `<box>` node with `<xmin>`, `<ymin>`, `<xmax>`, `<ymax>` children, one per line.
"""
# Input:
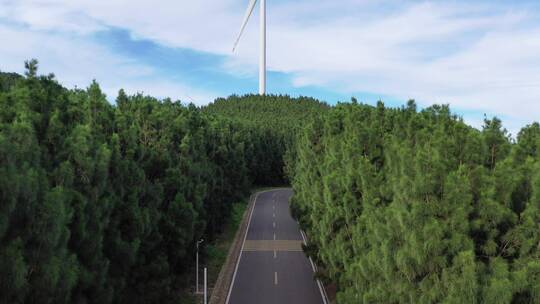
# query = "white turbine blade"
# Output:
<box><xmin>232</xmin><ymin>0</ymin><xmax>258</xmax><ymax>52</ymax></box>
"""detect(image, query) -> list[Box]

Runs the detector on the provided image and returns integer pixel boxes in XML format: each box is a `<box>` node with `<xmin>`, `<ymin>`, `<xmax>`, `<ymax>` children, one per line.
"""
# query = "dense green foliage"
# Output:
<box><xmin>205</xmin><ymin>94</ymin><xmax>329</xmax><ymax>185</ymax></box>
<box><xmin>0</xmin><ymin>62</ymin><xmax>252</xmax><ymax>303</ymax></box>
<box><xmin>290</xmin><ymin>100</ymin><xmax>540</xmax><ymax>303</ymax></box>
<box><xmin>3</xmin><ymin>60</ymin><xmax>540</xmax><ymax>304</ymax></box>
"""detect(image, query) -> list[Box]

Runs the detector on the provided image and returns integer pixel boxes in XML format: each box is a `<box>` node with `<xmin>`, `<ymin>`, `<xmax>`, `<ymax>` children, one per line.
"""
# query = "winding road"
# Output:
<box><xmin>226</xmin><ymin>189</ymin><xmax>327</xmax><ymax>304</ymax></box>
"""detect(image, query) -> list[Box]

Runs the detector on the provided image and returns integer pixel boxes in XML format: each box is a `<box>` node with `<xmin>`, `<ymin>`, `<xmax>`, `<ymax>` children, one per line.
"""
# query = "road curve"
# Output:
<box><xmin>226</xmin><ymin>188</ymin><xmax>326</xmax><ymax>304</ymax></box>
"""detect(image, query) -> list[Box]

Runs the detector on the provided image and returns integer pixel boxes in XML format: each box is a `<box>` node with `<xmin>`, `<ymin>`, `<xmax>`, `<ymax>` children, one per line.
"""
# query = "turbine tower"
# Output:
<box><xmin>233</xmin><ymin>0</ymin><xmax>266</xmax><ymax>95</ymax></box>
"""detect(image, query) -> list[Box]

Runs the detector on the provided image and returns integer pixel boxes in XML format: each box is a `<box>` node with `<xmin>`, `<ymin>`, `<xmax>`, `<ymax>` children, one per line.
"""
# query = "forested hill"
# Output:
<box><xmin>289</xmin><ymin>101</ymin><xmax>540</xmax><ymax>303</ymax></box>
<box><xmin>0</xmin><ymin>71</ymin><xmax>22</xmax><ymax>91</ymax></box>
<box><xmin>204</xmin><ymin>95</ymin><xmax>329</xmax><ymax>185</ymax></box>
<box><xmin>205</xmin><ymin>94</ymin><xmax>329</xmax><ymax>130</ymax></box>
<box><xmin>0</xmin><ymin>64</ymin><xmax>255</xmax><ymax>303</ymax></box>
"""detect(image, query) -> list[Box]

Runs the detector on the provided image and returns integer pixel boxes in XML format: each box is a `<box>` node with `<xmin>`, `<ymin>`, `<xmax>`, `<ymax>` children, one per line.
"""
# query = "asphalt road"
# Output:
<box><xmin>226</xmin><ymin>189</ymin><xmax>326</xmax><ymax>304</ymax></box>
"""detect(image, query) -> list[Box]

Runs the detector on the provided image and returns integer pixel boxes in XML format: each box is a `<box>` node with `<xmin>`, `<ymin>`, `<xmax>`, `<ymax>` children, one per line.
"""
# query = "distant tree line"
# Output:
<box><xmin>289</xmin><ymin>100</ymin><xmax>540</xmax><ymax>303</ymax></box>
<box><xmin>204</xmin><ymin>94</ymin><xmax>329</xmax><ymax>185</ymax></box>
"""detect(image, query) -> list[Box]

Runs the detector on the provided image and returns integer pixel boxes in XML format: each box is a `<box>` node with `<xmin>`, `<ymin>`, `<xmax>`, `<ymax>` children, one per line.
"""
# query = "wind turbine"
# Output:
<box><xmin>233</xmin><ymin>0</ymin><xmax>266</xmax><ymax>95</ymax></box>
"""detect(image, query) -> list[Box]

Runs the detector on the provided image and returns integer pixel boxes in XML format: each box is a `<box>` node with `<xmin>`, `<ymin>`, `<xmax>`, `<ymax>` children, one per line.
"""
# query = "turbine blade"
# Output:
<box><xmin>232</xmin><ymin>0</ymin><xmax>258</xmax><ymax>52</ymax></box>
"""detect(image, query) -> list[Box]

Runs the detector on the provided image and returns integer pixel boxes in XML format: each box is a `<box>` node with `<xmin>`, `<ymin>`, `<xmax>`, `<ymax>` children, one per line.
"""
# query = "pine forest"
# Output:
<box><xmin>1</xmin><ymin>61</ymin><xmax>539</xmax><ymax>303</ymax></box>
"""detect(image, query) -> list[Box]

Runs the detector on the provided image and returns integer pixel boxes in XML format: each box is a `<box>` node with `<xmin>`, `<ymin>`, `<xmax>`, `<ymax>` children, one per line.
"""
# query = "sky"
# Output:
<box><xmin>1</xmin><ymin>0</ymin><xmax>540</xmax><ymax>135</ymax></box>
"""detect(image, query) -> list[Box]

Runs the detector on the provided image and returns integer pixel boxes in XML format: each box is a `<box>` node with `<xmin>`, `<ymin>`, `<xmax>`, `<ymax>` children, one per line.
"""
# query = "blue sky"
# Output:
<box><xmin>1</xmin><ymin>0</ymin><xmax>540</xmax><ymax>135</ymax></box>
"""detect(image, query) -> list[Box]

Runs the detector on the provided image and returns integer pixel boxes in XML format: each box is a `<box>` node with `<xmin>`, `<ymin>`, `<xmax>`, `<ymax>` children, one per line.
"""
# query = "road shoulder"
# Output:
<box><xmin>208</xmin><ymin>190</ymin><xmax>258</xmax><ymax>304</ymax></box>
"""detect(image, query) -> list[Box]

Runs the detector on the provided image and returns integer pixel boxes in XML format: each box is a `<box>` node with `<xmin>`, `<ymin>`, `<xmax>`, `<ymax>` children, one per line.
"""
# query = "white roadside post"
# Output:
<box><xmin>204</xmin><ymin>267</ymin><xmax>208</xmax><ymax>304</ymax></box>
<box><xmin>196</xmin><ymin>239</ymin><xmax>204</xmax><ymax>294</ymax></box>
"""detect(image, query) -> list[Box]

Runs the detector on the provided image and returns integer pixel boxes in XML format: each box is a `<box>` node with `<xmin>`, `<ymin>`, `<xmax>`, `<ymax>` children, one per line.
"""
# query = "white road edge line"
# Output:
<box><xmin>300</xmin><ymin>230</ymin><xmax>329</xmax><ymax>304</ymax></box>
<box><xmin>224</xmin><ymin>191</ymin><xmax>258</xmax><ymax>304</ymax></box>
<box><xmin>225</xmin><ymin>188</ymin><xmax>288</xmax><ymax>304</ymax></box>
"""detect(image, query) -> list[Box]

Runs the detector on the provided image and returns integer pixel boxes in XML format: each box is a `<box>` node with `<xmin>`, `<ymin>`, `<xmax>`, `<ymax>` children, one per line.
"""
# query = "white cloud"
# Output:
<box><xmin>0</xmin><ymin>0</ymin><xmax>244</xmax><ymax>52</ymax></box>
<box><xmin>261</xmin><ymin>2</ymin><xmax>540</xmax><ymax>129</ymax></box>
<box><xmin>1</xmin><ymin>0</ymin><xmax>540</xmax><ymax>131</ymax></box>
<box><xmin>0</xmin><ymin>21</ymin><xmax>217</xmax><ymax>105</ymax></box>
<box><xmin>9</xmin><ymin>3</ymin><xmax>103</xmax><ymax>34</ymax></box>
